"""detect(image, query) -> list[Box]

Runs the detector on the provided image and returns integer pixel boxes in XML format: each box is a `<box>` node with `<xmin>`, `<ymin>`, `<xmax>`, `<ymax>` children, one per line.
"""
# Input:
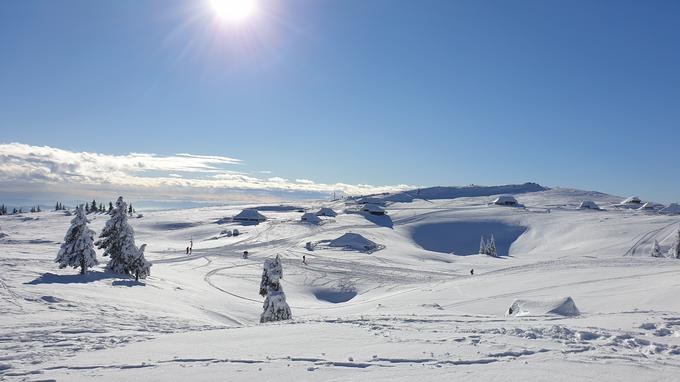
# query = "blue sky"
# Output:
<box><xmin>1</xmin><ymin>0</ymin><xmax>679</xmax><ymax>202</ymax></box>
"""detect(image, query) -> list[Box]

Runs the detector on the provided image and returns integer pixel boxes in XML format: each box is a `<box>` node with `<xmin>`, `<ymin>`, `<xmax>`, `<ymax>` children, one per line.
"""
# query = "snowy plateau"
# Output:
<box><xmin>2</xmin><ymin>185</ymin><xmax>680</xmax><ymax>381</ymax></box>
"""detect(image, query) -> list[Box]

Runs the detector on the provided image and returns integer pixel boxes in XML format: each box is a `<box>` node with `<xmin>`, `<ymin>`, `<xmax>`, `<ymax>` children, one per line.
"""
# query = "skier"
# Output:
<box><xmin>302</xmin><ymin>255</ymin><xmax>307</xmax><ymax>265</ymax></box>
<box><xmin>470</xmin><ymin>269</ymin><xmax>474</xmax><ymax>276</ymax></box>
<box><xmin>189</xmin><ymin>238</ymin><xmax>193</xmax><ymax>254</ymax></box>
<box><xmin>243</xmin><ymin>250</ymin><xmax>249</xmax><ymax>259</ymax></box>
<box><xmin>186</xmin><ymin>247</ymin><xmax>189</xmax><ymax>255</ymax></box>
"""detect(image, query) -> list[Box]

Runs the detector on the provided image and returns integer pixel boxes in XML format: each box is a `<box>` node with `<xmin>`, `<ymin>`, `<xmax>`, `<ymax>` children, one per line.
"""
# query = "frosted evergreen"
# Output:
<box><xmin>55</xmin><ymin>205</ymin><xmax>98</xmax><ymax>274</ymax></box>
<box><xmin>96</xmin><ymin>196</ymin><xmax>150</xmax><ymax>278</ymax></box>
<box><xmin>259</xmin><ymin>255</ymin><xmax>291</xmax><ymax>323</ymax></box>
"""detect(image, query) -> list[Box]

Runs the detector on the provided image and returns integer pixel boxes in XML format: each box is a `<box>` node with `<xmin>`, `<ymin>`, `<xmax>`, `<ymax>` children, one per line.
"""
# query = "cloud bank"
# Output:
<box><xmin>0</xmin><ymin>143</ymin><xmax>411</xmax><ymax>202</ymax></box>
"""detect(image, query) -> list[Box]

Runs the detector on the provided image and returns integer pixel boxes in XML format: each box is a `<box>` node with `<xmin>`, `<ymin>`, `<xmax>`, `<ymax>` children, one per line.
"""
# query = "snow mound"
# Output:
<box><xmin>507</xmin><ymin>297</ymin><xmax>580</xmax><ymax>317</ymax></box>
<box><xmin>329</xmin><ymin>233</ymin><xmax>380</xmax><ymax>252</ymax></box>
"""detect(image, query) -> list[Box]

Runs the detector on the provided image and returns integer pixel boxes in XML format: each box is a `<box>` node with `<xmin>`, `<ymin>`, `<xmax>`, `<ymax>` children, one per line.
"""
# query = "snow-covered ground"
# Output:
<box><xmin>2</xmin><ymin>187</ymin><xmax>680</xmax><ymax>381</ymax></box>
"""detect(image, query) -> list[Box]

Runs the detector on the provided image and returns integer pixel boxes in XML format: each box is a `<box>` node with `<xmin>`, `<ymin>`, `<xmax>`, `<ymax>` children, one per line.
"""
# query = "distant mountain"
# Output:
<box><xmin>357</xmin><ymin>182</ymin><xmax>548</xmax><ymax>203</ymax></box>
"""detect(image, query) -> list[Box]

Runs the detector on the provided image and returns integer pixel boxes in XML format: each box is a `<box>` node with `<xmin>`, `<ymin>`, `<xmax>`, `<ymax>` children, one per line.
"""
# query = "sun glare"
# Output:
<box><xmin>210</xmin><ymin>0</ymin><xmax>257</xmax><ymax>24</ymax></box>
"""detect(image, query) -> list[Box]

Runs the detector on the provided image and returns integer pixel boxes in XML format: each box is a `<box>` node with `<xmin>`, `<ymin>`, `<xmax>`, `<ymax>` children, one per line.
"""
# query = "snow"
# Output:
<box><xmin>2</xmin><ymin>187</ymin><xmax>680</xmax><ymax>380</ymax></box>
<box><xmin>507</xmin><ymin>297</ymin><xmax>580</xmax><ymax>317</ymax></box>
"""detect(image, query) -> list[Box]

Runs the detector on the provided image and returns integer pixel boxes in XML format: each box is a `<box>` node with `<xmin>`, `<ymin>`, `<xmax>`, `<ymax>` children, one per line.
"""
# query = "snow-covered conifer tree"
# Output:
<box><xmin>128</xmin><ymin>244</ymin><xmax>151</xmax><ymax>281</ymax></box>
<box><xmin>96</xmin><ymin>196</ymin><xmax>148</xmax><ymax>277</ymax></box>
<box><xmin>486</xmin><ymin>234</ymin><xmax>498</xmax><ymax>257</ymax></box>
<box><xmin>669</xmin><ymin>229</ymin><xmax>680</xmax><ymax>259</ymax></box>
<box><xmin>55</xmin><ymin>205</ymin><xmax>98</xmax><ymax>275</ymax></box>
<box><xmin>259</xmin><ymin>255</ymin><xmax>291</xmax><ymax>323</ymax></box>
<box><xmin>479</xmin><ymin>236</ymin><xmax>487</xmax><ymax>255</ymax></box>
<box><xmin>90</xmin><ymin>200</ymin><xmax>97</xmax><ymax>214</ymax></box>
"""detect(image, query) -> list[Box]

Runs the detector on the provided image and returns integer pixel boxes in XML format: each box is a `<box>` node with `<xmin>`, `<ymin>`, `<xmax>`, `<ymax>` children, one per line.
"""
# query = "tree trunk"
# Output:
<box><xmin>80</xmin><ymin>258</ymin><xmax>86</xmax><ymax>275</ymax></box>
<box><xmin>135</xmin><ymin>271</ymin><xmax>139</xmax><ymax>282</ymax></box>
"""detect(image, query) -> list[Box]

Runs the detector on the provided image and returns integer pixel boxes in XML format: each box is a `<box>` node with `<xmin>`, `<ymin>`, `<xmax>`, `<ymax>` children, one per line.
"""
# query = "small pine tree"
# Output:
<box><xmin>669</xmin><ymin>229</ymin><xmax>680</xmax><ymax>259</ymax></box>
<box><xmin>479</xmin><ymin>236</ymin><xmax>487</xmax><ymax>255</ymax></box>
<box><xmin>37</xmin><ymin>205</ymin><xmax>41</xmax><ymax>212</ymax></box>
<box><xmin>487</xmin><ymin>234</ymin><xmax>498</xmax><ymax>257</ymax></box>
<box><xmin>259</xmin><ymin>255</ymin><xmax>291</xmax><ymax>323</ymax></box>
<box><xmin>85</xmin><ymin>203</ymin><xmax>89</xmax><ymax>213</ymax></box>
<box><xmin>128</xmin><ymin>244</ymin><xmax>151</xmax><ymax>281</ymax></box>
<box><xmin>108</xmin><ymin>202</ymin><xmax>113</xmax><ymax>214</ymax></box>
<box><xmin>96</xmin><ymin>196</ymin><xmax>149</xmax><ymax>277</ymax></box>
<box><xmin>12</xmin><ymin>208</ymin><xmax>18</xmax><ymax>214</ymax></box>
<box><xmin>90</xmin><ymin>200</ymin><xmax>97</xmax><ymax>214</ymax></box>
<box><xmin>55</xmin><ymin>205</ymin><xmax>98</xmax><ymax>275</ymax></box>
<box><xmin>128</xmin><ymin>204</ymin><xmax>133</xmax><ymax>215</ymax></box>
<box><xmin>651</xmin><ymin>239</ymin><xmax>663</xmax><ymax>258</ymax></box>
<box><xmin>55</xmin><ymin>202</ymin><xmax>60</xmax><ymax>211</ymax></box>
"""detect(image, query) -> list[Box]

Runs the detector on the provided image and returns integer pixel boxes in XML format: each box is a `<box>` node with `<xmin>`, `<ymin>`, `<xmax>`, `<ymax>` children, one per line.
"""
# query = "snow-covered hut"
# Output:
<box><xmin>329</xmin><ymin>233</ymin><xmax>379</xmax><ymax>252</ymax></box>
<box><xmin>234</xmin><ymin>209</ymin><xmax>266</xmax><ymax>223</ymax></box>
<box><xmin>621</xmin><ymin>196</ymin><xmax>642</xmax><ymax>205</ymax></box>
<box><xmin>315</xmin><ymin>207</ymin><xmax>337</xmax><ymax>217</ymax></box>
<box><xmin>300</xmin><ymin>213</ymin><xmax>322</xmax><ymax>224</ymax></box>
<box><xmin>659</xmin><ymin>203</ymin><xmax>680</xmax><ymax>215</ymax></box>
<box><xmin>362</xmin><ymin>204</ymin><xmax>386</xmax><ymax>215</ymax></box>
<box><xmin>493</xmin><ymin>195</ymin><xmax>518</xmax><ymax>206</ymax></box>
<box><xmin>579</xmin><ymin>200</ymin><xmax>600</xmax><ymax>210</ymax></box>
<box><xmin>638</xmin><ymin>202</ymin><xmax>658</xmax><ymax>211</ymax></box>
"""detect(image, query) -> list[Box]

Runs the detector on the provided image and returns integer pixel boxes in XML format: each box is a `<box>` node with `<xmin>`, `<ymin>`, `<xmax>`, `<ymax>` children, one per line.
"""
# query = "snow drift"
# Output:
<box><xmin>507</xmin><ymin>297</ymin><xmax>580</xmax><ymax>317</ymax></box>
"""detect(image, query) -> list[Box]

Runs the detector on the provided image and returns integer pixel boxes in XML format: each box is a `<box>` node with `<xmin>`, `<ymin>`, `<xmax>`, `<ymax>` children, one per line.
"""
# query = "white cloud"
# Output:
<box><xmin>0</xmin><ymin>143</ymin><xmax>411</xmax><ymax>200</ymax></box>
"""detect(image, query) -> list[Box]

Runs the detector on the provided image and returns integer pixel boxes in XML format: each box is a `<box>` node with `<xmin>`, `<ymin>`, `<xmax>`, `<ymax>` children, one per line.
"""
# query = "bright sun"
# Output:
<box><xmin>210</xmin><ymin>0</ymin><xmax>257</xmax><ymax>24</ymax></box>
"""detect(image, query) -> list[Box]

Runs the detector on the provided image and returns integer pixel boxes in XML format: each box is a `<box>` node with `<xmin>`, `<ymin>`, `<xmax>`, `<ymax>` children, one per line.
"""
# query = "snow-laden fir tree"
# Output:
<box><xmin>479</xmin><ymin>236</ymin><xmax>487</xmax><ymax>255</ymax></box>
<box><xmin>259</xmin><ymin>255</ymin><xmax>291</xmax><ymax>323</ymax></box>
<box><xmin>96</xmin><ymin>196</ymin><xmax>150</xmax><ymax>277</ymax></box>
<box><xmin>486</xmin><ymin>234</ymin><xmax>498</xmax><ymax>257</ymax></box>
<box><xmin>128</xmin><ymin>244</ymin><xmax>151</xmax><ymax>281</ymax></box>
<box><xmin>669</xmin><ymin>229</ymin><xmax>680</xmax><ymax>259</ymax></box>
<box><xmin>55</xmin><ymin>205</ymin><xmax>98</xmax><ymax>275</ymax></box>
<box><xmin>651</xmin><ymin>239</ymin><xmax>664</xmax><ymax>258</ymax></box>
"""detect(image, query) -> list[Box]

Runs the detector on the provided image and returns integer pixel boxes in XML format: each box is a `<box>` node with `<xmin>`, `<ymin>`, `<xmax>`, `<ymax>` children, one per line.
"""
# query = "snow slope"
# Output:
<box><xmin>1</xmin><ymin>188</ymin><xmax>680</xmax><ymax>380</ymax></box>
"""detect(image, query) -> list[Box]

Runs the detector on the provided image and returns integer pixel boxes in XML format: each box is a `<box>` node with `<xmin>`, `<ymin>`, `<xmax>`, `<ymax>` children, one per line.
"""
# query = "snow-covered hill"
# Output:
<box><xmin>1</xmin><ymin>187</ymin><xmax>680</xmax><ymax>381</ymax></box>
